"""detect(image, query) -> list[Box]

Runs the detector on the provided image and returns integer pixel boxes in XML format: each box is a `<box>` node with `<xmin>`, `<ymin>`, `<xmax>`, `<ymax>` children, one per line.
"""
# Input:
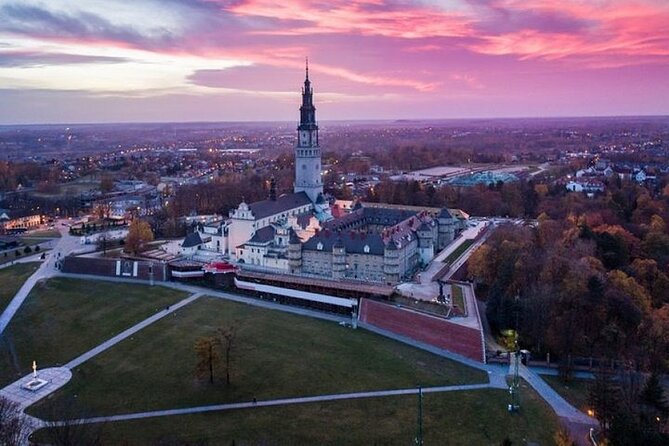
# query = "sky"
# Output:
<box><xmin>0</xmin><ymin>0</ymin><xmax>668</xmax><ymax>124</ymax></box>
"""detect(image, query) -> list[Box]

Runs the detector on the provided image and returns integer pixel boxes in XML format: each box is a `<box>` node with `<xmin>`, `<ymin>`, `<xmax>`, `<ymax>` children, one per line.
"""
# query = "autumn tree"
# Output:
<box><xmin>194</xmin><ymin>336</ymin><xmax>220</xmax><ymax>384</ymax></box>
<box><xmin>553</xmin><ymin>428</ymin><xmax>576</xmax><ymax>446</ymax></box>
<box><xmin>124</xmin><ymin>219</ymin><xmax>154</xmax><ymax>255</ymax></box>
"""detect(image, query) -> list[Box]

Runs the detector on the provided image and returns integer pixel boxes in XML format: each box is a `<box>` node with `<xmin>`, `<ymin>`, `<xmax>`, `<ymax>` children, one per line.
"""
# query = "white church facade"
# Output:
<box><xmin>183</xmin><ymin>64</ymin><xmax>464</xmax><ymax>284</ymax></box>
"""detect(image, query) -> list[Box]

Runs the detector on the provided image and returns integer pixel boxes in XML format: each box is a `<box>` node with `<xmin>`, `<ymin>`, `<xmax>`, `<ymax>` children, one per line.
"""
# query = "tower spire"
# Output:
<box><xmin>305</xmin><ymin>57</ymin><xmax>309</xmax><ymax>81</ymax></box>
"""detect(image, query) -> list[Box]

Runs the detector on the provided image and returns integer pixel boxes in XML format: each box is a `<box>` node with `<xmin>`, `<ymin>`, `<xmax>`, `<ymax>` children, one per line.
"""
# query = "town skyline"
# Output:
<box><xmin>1</xmin><ymin>0</ymin><xmax>668</xmax><ymax>124</ymax></box>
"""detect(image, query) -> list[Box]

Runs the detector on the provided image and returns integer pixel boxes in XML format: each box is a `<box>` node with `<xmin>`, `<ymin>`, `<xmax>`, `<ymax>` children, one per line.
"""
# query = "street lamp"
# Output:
<box><xmin>415</xmin><ymin>385</ymin><xmax>423</xmax><ymax>445</ymax></box>
<box><xmin>509</xmin><ymin>294</ymin><xmax>521</xmax><ymax>413</ymax></box>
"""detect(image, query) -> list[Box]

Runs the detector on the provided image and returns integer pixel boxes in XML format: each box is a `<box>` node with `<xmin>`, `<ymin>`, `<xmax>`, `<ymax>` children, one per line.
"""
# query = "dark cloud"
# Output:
<box><xmin>0</xmin><ymin>3</ymin><xmax>177</xmax><ymax>48</ymax></box>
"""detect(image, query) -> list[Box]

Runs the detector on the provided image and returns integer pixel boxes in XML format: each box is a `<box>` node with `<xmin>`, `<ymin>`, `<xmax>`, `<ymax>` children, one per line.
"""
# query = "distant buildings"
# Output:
<box><xmin>565</xmin><ymin>180</ymin><xmax>605</xmax><ymax>194</ymax></box>
<box><xmin>0</xmin><ymin>209</ymin><xmax>43</xmax><ymax>233</ymax></box>
<box><xmin>567</xmin><ymin>158</ymin><xmax>658</xmax><ymax>196</ymax></box>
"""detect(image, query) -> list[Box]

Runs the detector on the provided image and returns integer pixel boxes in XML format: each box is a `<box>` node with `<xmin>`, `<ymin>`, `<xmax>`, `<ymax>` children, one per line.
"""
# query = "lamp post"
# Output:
<box><xmin>415</xmin><ymin>385</ymin><xmax>423</xmax><ymax>445</ymax></box>
<box><xmin>509</xmin><ymin>294</ymin><xmax>521</xmax><ymax>413</ymax></box>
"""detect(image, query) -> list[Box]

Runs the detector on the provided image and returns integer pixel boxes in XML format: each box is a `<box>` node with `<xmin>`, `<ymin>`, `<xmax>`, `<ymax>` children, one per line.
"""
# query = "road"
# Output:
<box><xmin>0</xmin><ymin>220</ymin><xmax>94</xmax><ymax>335</ymax></box>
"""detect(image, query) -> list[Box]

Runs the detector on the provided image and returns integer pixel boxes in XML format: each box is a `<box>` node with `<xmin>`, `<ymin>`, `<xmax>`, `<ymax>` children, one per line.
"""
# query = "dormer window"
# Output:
<box><xmin>317</xmin><ymin>242</ymin><xmax>323</xmax><ymax>251</ymax></box>
<box><xmin>363</xmin><ymin>245</ymin><xmax>370</xmax><ymax>253</ymax></box>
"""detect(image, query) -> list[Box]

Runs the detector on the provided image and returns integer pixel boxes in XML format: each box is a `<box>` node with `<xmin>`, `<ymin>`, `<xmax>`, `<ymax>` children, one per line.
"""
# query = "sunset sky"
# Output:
<box><xmin>0</xmin><ymin>0</ymin><xmax>668</xmax><ymax>124</ymax></box>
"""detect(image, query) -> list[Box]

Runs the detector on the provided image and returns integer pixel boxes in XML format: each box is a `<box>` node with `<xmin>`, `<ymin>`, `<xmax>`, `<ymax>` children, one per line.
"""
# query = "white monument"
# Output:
<box><xmin>21</xmin><ymin>360</ymin><xmax>48</xmax><ymax>392</ymax></box>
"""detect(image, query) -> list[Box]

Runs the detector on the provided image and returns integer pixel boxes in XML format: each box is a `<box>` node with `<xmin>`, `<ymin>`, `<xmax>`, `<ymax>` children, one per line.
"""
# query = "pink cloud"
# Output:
<box><xmin>225</xmin><ymin>0</ymin><xmax>474</xmax><ymax>39</ymax></box>
<box><xmin>1</xmin><ymin>0</ymin><xmax>668</xmax><ymax>122</ymax></box>
<box><xmin>471</xmin><ymin>0</ymin><xmax>669</xmax><ymax>66</ymax></box>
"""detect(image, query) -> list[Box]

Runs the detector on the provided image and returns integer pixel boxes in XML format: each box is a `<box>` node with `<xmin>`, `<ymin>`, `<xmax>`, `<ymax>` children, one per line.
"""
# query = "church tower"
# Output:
<box><xmin>294</xmin><ymin>59</ymin><xmax>323</xmax><ymax>203</ymax></box>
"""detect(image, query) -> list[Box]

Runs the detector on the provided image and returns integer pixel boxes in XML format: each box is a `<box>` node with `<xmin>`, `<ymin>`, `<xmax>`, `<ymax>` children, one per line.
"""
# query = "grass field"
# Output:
<box><xmin>23</xmin><ymin>229</ymin><xmax>61</xmax><ymax>238</ymax></box>
<box><xmin>0</xmin><ymin>279</ymin><xmax>187</xmax><ymax>386</ymax></box>
<box><xmin>452</xmin><ymin>285</ymin><xmax>466</xmax><ymax>314</ymax></box>
<box><xmin>15</xmin><ymin>238</ymin><xmax>49</xmax><ymax>247</ymax></box>
<box><xmin>32</xmin><ymin>381</ymin><xmax>559</xmax><ymax>445</ymax></box>
<box><xmin>391</xmin><ymin>294</ymin><xmax>451</xmax><ymax>316</ymax></box>
<box><xmin>28</xmin><ymin>296</ymin><xmax>488</xmax><ymax>420</ymax></box>
<box><xmin>541</xmin><ymin>374</ymin><xmax>592</xmax><ymax>412</ymax></box>
<box><xmin>31</xmin><ymin>181</ymin><xmax>98</xmax><ymax>198</ymax></box>
<box><xmin>444</xmin><ymin>239</ymin><xmax>475</xmax><ymax>264</ymax></box>
<box><xmin>0</xmin><ymin>262</ymin><xmax>39</xmax><ymax>313</ymax></box>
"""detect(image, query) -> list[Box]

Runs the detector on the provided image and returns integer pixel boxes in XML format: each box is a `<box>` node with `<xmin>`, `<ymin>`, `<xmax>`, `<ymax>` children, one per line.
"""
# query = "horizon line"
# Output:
<box><xmin>1</xmin><ymin>113</ymin><xmax>668</xmax><ymax>128</ymax></box>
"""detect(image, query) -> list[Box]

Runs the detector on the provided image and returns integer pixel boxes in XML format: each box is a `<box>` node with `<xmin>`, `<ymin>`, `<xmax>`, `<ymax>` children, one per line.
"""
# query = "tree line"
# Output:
<box><xmin>467</xmin><ymin>181</ymin><xmax>669</xmax><ymax>444</ymax></box>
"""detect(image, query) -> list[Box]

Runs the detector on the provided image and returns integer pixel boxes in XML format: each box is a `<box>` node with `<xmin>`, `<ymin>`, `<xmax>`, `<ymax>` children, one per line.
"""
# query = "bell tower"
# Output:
<box><xmin>294</xmin><ymin>58</ymin><xmax>323</xmax><ymax>203</ymax></box>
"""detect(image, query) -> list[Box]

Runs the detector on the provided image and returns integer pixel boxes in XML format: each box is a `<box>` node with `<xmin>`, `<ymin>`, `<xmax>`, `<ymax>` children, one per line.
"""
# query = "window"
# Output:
<box><xmin>302</xmin><ymin>164</ymin><xmax>307</xmax><ymax>170</ymax></box>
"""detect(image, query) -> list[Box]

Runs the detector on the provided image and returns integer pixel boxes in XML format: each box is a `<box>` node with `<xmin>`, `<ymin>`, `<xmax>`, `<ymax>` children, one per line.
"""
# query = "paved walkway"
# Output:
<box><xmin>0</xmin><ymin>367</ymin><xmax>72</xmax><ymax>411</ymax></box>
<box><xmin>441</xmin><ymin>227</ymin><xmax>492</xmax><ymax>281</ymax></box>
<box><xmin>0</xmin><ymin>291</ymin><xmax>204</xmax><ymax>445</ymax></box>
<box><xmin>0</xmin><ymin>262</ymin><xmax>55</xmax><ymax>335</ymax></box>
<box><xmin>0</xmin><ymin>224</ymin><xmax>94</xmax><ymax>335</ymax></box>
<box><xmin>510</xmin><ymin>358</ymin><xmax>595</xmax><ymax>425</ymax></box>
<box><xmin>66</xmin><ymin>292</ymin><xmax>202</xmax><ymax>369</ymax></box>
<box><xmin>56</xmin><ymin>383</ymin><xmax>493</xmax><ymax>425</ymax></box>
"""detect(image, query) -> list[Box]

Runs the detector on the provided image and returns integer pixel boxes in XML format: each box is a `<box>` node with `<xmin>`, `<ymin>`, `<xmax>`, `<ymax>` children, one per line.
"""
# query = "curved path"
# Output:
<box><xmin>1</xmin><ymin>264</ymin><xmax>597</xmax><ymax>445</ymax></box>
<box><xmin>0</xmin><ymin>225</ymin><xmax>94</xmax><ymax>335</ymax></box>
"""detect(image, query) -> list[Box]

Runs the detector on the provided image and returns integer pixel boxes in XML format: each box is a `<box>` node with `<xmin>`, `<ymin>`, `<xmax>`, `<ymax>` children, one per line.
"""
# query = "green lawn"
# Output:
<box><xmin>541</xmin><ymin>374</ymin><xmax>592</xmax><ymax>412</ymax></box>
<box><xmin>444</xmin><ymin>239</ymin><xmax>475</xmax><ymax>264</ymax></box>
<box><xmin>15</xmin><ymin>238</ymin><xmax>47</xmax><ymax>247</ymax></box>
<box><xmin>32</xmin><ymin>382</ymin><xmax>559</xmax><ymax>445</ymax></box>
<box><xmin>24</xmin><ymin>229</ymin><xmax>61</xmax><ymax>238</ymax></box>
<box><xmin>0</xmin><ymin>262</ymin><xmax>39</xmax><ymax>312</ymax></box>
<box><xmin>29</xmin><ymin>296</ymin><xmax>487</xmax><ymax>420</ymax></box>
<box><xmin>0</xmin><ymin>279</ymin><xmax>187</xmax><ymax>386</ymax></box>
<box><xmin>391</xmin><ymin>294</ymin><xmax>451</xmax><ymax>316</ymax></box>
<box><xmin>452</xmin><ymin>285</ymin><xmax>466</xmax><ymax>314</ymax></box>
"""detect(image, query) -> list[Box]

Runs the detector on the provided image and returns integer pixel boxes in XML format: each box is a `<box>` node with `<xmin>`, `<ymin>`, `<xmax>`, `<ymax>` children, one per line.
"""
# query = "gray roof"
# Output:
<box><xmin>247</xmin><ymin>226</ymin><xmax>275</xmax><ymax>244</ymax></box>
<box><xmin>248</xmin><ymin>192</ymin><xmax>312</xmax><ymax>220</ymax></box>
<box><xmin>323</xmin><ymin>206</ymin><xmax>419</xmax><ymax>232</ymax></box>
<box><xmin>417</xmin><ymin>222</ymin><xmax>432</xmax><ymax>232</ymax></box>
<box><xmin>182</xmin><ymin>232</ymin><xmax>204</xmax><ymax>248</ymax></box>
<box><xmin>303</xmin><ymin>230</ymin><xmax>386</xmax><ymax>255</ymax></box>
<box><xmin>438</xmin><ymin>208</ymin><xmax>453</xmax><ymax>219</ymax></box>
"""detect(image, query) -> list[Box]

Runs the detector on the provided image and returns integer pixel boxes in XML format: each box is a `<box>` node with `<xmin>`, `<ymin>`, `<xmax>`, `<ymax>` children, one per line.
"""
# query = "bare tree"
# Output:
<box><xmin>217</xmin><ymin>321</ymin><xmax>242</xmax><ymax>386</ymax></box>
<box><xmin>40</xmin><ymin>396</ymin><xmax>105</xmax><ymax>446</ymax></box>
<box><xmin>0</xmin><ymin>396</ymin><xmax>30</xmax><ymax>445</ymax></box>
